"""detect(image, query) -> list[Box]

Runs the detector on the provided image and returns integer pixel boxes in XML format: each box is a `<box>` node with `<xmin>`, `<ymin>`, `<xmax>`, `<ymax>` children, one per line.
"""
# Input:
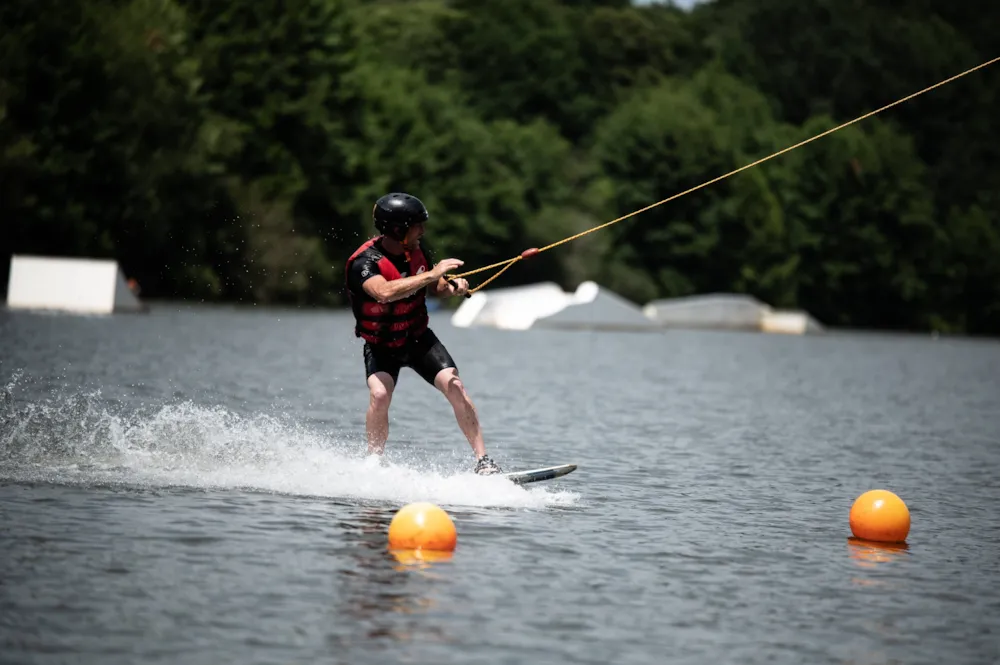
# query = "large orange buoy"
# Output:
<box><xmin>849</xmin><ymin>489</ymin><xmax>910</xmax><ymax>543</ymax></box>
<box><xmin>387</xmin><ymin>502</ymin><xmax>457</xmax><ymax>552</ymax></box>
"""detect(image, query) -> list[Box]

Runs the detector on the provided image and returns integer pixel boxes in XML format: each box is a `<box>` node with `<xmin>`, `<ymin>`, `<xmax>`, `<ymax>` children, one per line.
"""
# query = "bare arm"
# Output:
<box><xmin>362</xmin><ymin>258</ymin><xmax>465</xmax><ymax>304</ymax></box>
<box><xmin>363</xmin><ymin>271</ymin><xmax>441</xmax><ymax>304</ymax></box>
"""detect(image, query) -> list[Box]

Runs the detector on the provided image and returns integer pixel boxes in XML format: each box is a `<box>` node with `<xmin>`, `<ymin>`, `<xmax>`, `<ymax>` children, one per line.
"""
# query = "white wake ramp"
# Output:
<box><xmin>6</xmin><ymin>254</ymin><xmax>145</xmax><ymax>314</ymax></box>
<box><xmin>0</xmin><ymin>384</ymin><xmax>577</xmax><ymax>509</ymax></box>
<box><xmin>451</xmin><ymin>280</ymin><xmax>660</xmax><ymax>331</ymax></box>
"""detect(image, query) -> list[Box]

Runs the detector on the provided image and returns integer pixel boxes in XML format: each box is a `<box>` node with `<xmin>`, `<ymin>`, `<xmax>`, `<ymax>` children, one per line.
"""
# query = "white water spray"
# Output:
<box><xmin>0</xmin><ymin>380</ymin><xmax>579</xmax><ymax>509</ymax></box>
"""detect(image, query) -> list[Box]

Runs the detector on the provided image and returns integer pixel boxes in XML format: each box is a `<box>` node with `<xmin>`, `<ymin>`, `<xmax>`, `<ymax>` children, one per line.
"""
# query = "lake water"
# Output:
<box><xmin>2</xmin><ymin>303</ymin><xmax>998</xmax><ymax>665</ymax></box>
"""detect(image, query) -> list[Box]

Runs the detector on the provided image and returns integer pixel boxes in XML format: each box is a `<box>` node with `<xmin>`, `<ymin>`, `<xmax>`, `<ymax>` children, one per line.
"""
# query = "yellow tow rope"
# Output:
<box><xmin>450</xmin><ymin>55</ymin><xmax>1000</xmax><ymax>295</ymax></box>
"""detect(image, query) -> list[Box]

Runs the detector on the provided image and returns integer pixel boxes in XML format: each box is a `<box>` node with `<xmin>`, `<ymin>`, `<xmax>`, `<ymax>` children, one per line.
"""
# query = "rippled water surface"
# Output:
<box><xmin>2</xmin><ymin>304</ymin><xmax>999</xmax><ymax>665</ymax></box>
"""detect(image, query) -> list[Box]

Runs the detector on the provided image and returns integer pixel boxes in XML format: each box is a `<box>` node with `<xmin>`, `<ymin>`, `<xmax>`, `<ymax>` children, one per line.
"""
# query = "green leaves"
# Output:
<box><xmin>777</xmin><ymin>116</ymin><xmax>939</xmax><ymax>327</ymax></box>
<box><xmin>1</xmin><ymin>0</ymin><xmax>996</xmax><ymax>332</ymax></box>
<box><xmin>591</xmin><ymin>70</ymin><xmax>794</xmax><ymax>301</ymax></box>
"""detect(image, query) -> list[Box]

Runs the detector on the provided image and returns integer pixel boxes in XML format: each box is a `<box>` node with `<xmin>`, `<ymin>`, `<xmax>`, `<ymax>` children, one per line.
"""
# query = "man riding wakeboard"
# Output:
<box><xmin>344</xmin><ymin>192</ymin><xmax>504</xmax><ymax>476</ymax></box>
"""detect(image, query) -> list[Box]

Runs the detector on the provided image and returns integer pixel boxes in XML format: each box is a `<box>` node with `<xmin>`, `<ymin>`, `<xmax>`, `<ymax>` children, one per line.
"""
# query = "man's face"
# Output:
<box><xmin>403</xmin><ymin>222</ymin><xmax>425</xmax><ymax>246</ymax></box>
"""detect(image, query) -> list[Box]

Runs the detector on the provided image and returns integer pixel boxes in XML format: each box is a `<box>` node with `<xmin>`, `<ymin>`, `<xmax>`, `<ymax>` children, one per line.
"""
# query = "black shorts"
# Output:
<box><xmin>363</xmin><ymin>328</ymin><xmax>457</xmax><ymax>387</ymax></box>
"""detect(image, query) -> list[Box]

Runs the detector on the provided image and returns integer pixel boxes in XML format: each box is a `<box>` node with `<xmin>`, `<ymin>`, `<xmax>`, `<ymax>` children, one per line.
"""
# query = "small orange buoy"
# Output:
<box><xmin>387</xmin><ymin>502</ymin><xmax>457</xmax><ymax>552</ymax></box>
<box><xmin>849</xmin><ymin>489</ymin><xmax>910</xmax><ymax>543</ymax></box>
<box><xmin>521</xmin><ymin>247</ymin><xmax>539</xmax><ymax>260</ymax></box>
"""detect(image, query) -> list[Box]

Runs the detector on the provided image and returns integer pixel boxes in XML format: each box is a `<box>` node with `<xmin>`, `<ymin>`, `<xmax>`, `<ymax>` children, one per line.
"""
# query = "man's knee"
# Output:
<box><xmin>368</xmin><ymin>373</ymin><xmax>395</xmax><ymax>411</ymax></box>
<box><xmin>370</xmin><ymin>386</ymin><xmax>392</xmax><ymax>410</ymax></box>
<box><xmin>435</xmin><ymin>368</ymin><xmax>468</xmax><ymax>400</ymax></box>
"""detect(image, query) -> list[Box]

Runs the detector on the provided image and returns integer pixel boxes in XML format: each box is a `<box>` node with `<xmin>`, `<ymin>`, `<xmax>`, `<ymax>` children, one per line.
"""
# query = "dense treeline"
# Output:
<box><xmin>2</xmin><ymin>0</ymin><xmax>998</xmax><ymax>333</ymax></box>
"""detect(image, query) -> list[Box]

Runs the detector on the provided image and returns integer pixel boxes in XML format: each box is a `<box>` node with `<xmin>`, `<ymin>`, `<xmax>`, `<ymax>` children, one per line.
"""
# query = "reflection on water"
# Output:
<box><xmin>846</xmin><ymin>537</ymin><xmax>910</xmax><ymax>567</ymax></box>
<box><xmin>389</xmin><ymin>548</ymin><xmax>455</xmax><ymax>572</ymax></box>
<box><xmin>330</xmin><ymin>506</ymin><xmax>456</xmax><ymax>650</ymax></box>
<box><xmin>847</xmin><ymin>537</ymin><xmax>910</xmax><ymax>588</ymax></box>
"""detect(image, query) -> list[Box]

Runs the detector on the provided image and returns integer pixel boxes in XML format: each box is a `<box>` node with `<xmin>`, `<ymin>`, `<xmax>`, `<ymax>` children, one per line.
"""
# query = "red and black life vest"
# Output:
<box><xmin>345</xmin><ymin>237</ymin><xmax>430</xmax><ymax>348</ymax></box>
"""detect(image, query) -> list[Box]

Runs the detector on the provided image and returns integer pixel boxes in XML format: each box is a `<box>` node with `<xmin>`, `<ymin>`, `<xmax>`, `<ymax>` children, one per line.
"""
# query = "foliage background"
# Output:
<box><xmin>2</xmin><ymin>0</ymin><xmax>997</xmax><ymax>333</ymax></box>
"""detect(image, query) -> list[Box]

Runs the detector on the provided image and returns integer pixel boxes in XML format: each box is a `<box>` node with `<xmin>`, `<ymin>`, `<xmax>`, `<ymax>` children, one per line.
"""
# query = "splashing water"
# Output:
<box><xmin>0</xmin><ymin>378</ymin><xmax>579</xmax><ymax>510</ymax></box>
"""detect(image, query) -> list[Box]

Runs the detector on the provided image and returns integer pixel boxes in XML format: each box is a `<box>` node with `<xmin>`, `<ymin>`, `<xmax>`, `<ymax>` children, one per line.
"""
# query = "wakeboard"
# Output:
<box><xmin>501</xmin><ymin>463</ymin><xmax>577</xmax><ymax>485</ymax></box>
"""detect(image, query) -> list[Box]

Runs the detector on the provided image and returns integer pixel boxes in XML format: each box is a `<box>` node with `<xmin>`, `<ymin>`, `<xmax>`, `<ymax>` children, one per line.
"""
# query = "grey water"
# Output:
<box><xmin>1</xmin><ymin>303</ymin><xmax>999</xmax><ymax>665</ymax></box>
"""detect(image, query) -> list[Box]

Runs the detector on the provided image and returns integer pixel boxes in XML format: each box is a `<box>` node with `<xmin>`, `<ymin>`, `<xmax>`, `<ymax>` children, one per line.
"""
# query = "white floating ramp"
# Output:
<box><xmin>760</xmin><ymin>309</ymin><xmax>825</xmax><ymax>335</ymax></box>
<box><xmin>451</xmin><ymin>280</ymin><xmax>660</xmax><ymax>331</ymax></box>
<box><xmin>6</xmin><ymin>254</ymin><xmax>146</xmax><ymax>314</ymax></box>
<box><xmin>642</xmin><ymin>293</ymin><xmax>823</xmax><ymax>334</ymax></box>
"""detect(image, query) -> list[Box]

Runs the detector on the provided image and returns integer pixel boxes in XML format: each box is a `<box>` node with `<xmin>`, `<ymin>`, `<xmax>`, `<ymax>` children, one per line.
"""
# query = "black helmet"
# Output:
<box><xmin>373</xmin><ymin>192</ymin><xmax>429</xmax><ymax>240</ymax></box>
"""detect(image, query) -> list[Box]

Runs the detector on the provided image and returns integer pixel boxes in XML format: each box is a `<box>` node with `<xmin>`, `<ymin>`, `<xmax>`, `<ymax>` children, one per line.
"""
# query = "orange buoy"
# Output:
<box><xmin>387</xmin><ymin>502</ymin><xmax>457</xmax><ymax>552</ymax></box>
<box><xmin>849</xmin><ymin>489</ymin><xmax>910</xmax><ymax>543</ymax></box>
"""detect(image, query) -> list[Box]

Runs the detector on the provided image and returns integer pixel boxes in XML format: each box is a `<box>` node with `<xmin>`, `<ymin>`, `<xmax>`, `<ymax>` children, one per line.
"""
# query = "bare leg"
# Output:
<box><xmin>434</xmin><ymin>367</ymin><xmax>487</xmax><ymax>458</ymax></box>
<box><xmin>366</xmin><ymin>372</ymin><xmax>395</xmax><ymax>455</ymax></box>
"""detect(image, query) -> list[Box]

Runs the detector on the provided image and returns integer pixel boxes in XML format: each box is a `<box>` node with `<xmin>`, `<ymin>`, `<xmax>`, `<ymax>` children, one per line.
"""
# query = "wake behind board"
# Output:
<box><xmin>502</xmin><ymin>463</ymin><xmax>577</xmax><ymax>485</ymax></box>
